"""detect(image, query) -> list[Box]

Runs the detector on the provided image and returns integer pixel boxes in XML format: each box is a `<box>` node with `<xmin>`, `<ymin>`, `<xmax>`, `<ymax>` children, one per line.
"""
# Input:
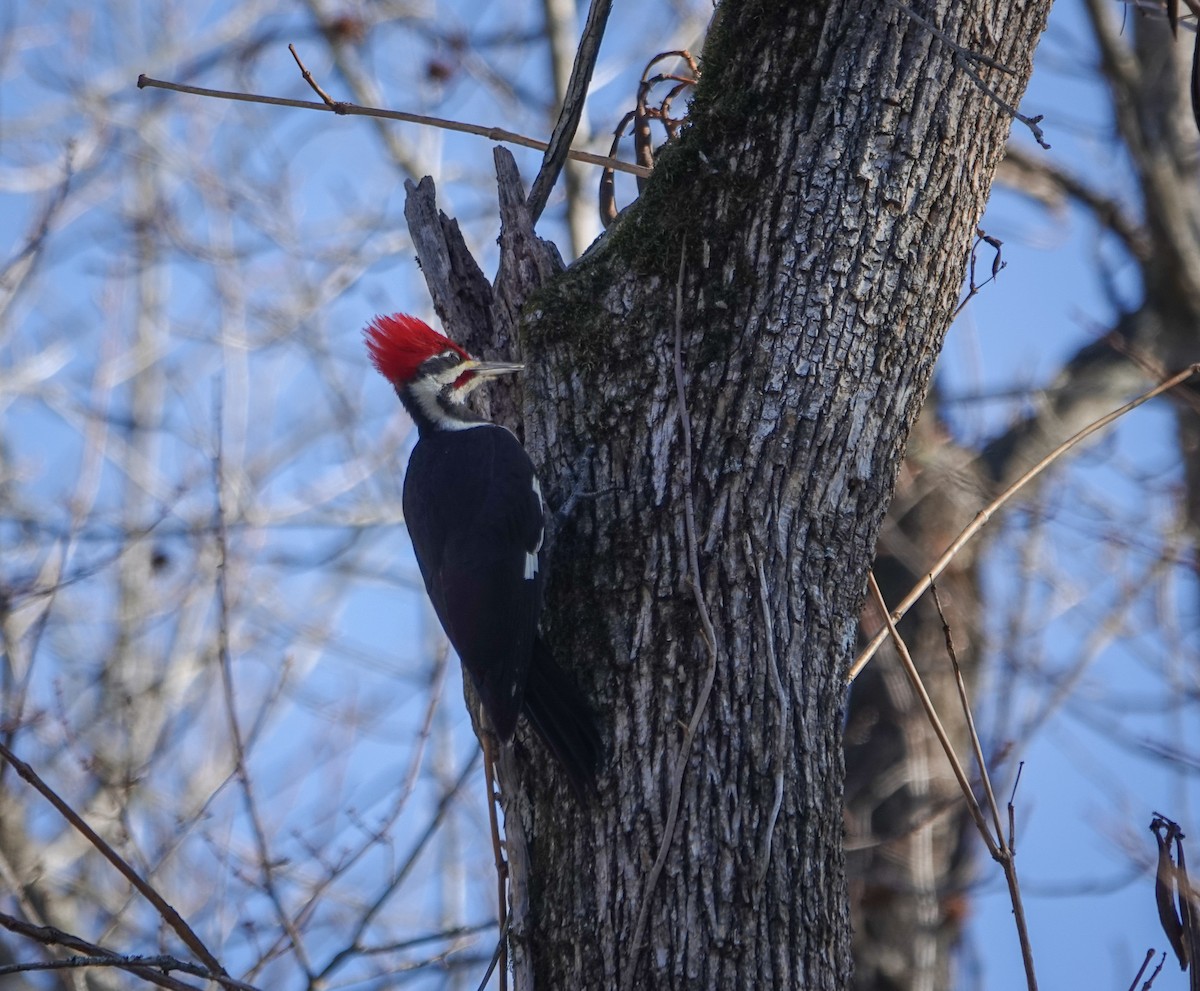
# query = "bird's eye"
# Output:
<box><xmin>439</xmin><ymin>350</ymin><xmax>461</xmax><ymax>364</ymax></box>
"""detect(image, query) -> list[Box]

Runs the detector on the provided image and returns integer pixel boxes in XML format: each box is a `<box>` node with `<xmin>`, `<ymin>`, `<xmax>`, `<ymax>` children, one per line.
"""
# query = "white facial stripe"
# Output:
<box><xmin>405</xmin><ymin>364</ymin><xmax>489</xmax><ymax>431</ymax></box>
<box><xmin>449</xmin><ymin>374</ymin><xmax>485</xmax><ymax>404</ymax></box>
<box><xmin>524</xmin><ymin>551</ymin><xmax>538</xmax><ymax>580</ymax></box>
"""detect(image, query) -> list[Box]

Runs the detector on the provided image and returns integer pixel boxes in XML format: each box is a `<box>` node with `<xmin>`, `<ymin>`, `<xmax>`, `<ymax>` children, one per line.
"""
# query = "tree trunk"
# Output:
<box><xmin>411</xmin><ymin>1</ymin><xmax>1051</xmax><ymax>988</ymax></box>
<box><xmin>844</xmin><ymin>407</ymin><xmax>982</xmax><ymax>991</ymax></box>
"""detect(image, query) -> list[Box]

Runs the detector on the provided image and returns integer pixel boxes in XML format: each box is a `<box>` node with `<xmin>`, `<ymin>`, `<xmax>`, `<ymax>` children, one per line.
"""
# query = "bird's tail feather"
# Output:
<box><xmin>522</xmin><ymin>637</ymin><xmax>601</xmax><ymax>799</ymax></box>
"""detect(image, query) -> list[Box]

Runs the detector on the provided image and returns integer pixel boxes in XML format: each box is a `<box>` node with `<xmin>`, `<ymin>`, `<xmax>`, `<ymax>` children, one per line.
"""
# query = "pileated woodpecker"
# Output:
<box><xmin>365</xmin><ymin>313</ymin><xmax>599</xmax><ymax>796</ymax></box>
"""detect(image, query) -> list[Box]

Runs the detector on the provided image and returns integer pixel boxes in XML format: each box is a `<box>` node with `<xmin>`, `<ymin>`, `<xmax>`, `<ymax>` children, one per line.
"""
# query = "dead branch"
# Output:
<box><xmin>137</xmin><ymin>74</ymin><xmax>650</xmax><ymax>178</ymax></box>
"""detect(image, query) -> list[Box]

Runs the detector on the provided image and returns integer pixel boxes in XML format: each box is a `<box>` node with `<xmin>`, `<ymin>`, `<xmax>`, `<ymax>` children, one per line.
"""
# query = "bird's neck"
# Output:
<box><xmin>399</xmin><ymin>380</ymin><xmax>488</xmax><ymax>434</ymax></box>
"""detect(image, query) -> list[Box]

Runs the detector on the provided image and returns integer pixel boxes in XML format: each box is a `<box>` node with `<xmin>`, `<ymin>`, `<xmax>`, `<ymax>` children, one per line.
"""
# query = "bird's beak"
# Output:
<box><xmin>466</xmin><ymin>359</ymin><xmax>525</xmax><ymax>378</ymax></box>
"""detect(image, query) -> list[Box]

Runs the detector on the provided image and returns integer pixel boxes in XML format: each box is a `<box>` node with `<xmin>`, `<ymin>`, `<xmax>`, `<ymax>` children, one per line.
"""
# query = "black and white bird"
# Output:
<box><xmin>365</xmin><ymin>313</ymin><xmax>598</xmax><ymax>796</ymax></box>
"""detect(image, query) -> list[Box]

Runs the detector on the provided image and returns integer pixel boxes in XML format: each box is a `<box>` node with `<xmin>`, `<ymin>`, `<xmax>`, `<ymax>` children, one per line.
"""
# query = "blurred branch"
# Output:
<box><xmin>0</xmin><ymin>912</ymin><xmax>270</xmax><ymax>990</ymax></box>
<box><xmin>852</xmin><ymin>362</ymin><xmax>1200</xmax><ymax>681</ymax></box>
<box><xmin>1086</xmin><ymin>0</ymin><xmax>1200</xmax><ymax>300</ymax></box>
<box><xmin>979</xmin><ymin>328</ymin><xmax>1148</xmax><ymax>487</ymax></box>
<box><xmin>0</xmin><ymin>147</ymin><xmax>75</xmax><ymax>327</ymax></box>
<box><xmin>0</xmin><ymin>743</ymin><xmax>227</xmax><ymax>977</ymax></box>
<box><xmin>999</xmin><ymin>144</ymin><xmax>1151</xmax><ymax>260</ymax></box>
<box><xmin>310</xmin><ymin>754</ymin><xmax>480</xmax><ymax>988</ymax></box>
<box><xmin>213</xmin><ymin>394</ymin><xmax>314</xmax><ymax>978</ymax></box>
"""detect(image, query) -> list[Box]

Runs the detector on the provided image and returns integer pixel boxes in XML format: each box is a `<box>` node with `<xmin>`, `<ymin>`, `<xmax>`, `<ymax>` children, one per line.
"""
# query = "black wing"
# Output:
<box><xmin>402</xmin><ymin>425</ymin><xmax>544</xmax><ymax>739</ymax></box>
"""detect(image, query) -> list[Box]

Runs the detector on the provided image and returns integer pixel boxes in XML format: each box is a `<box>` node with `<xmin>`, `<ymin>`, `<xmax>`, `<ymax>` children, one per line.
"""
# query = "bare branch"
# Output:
<box><xmin>527</xmin><ymin>0</ymin><xmax>614</xmax><ymax>223</ymax></box>
<box><xmin>865</xmin><ymin>574</ymin><xmax>999</xmax><ymax>858</ymax></box>
<box><xmin>137</xmin><ymin>74</ymin><xmax>651</xmax><ymax>177</ymax></box>
<box><xmin>0</xmin><ymin>912</ymin><xmax>201</xmax><ymax>991</ymax></box>
<box><xmin>867</xmin><ymin>575</ymin><xmax>1040</xmax><ymax>991</ymax></box>
<box><xmin>288</xmin><ymin>43</ymin><xmax>340</xmax><ymax>108</ymax></box>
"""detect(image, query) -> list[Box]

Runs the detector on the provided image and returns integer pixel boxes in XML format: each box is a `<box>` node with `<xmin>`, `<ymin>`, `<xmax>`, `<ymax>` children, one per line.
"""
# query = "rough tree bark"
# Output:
<box><xmin>409</xmin><ymin>1</ymin><xmax>1051</xmax><ymax>988</ymax></box>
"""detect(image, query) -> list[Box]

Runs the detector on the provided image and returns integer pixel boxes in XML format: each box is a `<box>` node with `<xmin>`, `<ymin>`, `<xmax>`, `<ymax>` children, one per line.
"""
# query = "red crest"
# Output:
<box><xmin>364</xmin><ymin>313</ymin><xmax>470</xmax><ymax>384</ymax></box>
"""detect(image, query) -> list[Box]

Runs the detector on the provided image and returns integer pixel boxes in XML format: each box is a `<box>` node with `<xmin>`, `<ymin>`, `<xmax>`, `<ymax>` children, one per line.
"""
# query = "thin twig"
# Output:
<box><xmin>474</xmin><ymin>919</ymin><xmax>510</xmax><ymax>991</ymax></box>
<box><xmin>137</xmin><ymin>75</ymin><xmax>651</xmax><ymax>178</ymax></box>
<box><xmin>1139</xmin><ymin>950</ymin><xmax>1167</xmax><ymax>990</ymax></box>
<box><xmin>1125</xmin><ymin>949</ymin><xmax>1156</xmax><ymax>991</ymax></box>
<box><xmin>494</xmin><ymin>742</ymin><xmax>532</xmax><ymax>991</ymax></box>
<box><xmin>865</xmin><ymin>573</ymin><xmax>999</xmax><ymax>858</ymax></box>
<box><xmin>358</xmin><ymin>922</ymin><xmax>495</xmax><ymax>957</ymax></box>
<box><xmin>868</xmin><ymin>573</ymin><xmax>1039</xmax><ymax>990</ymax></box>
<box><xmin>886</xmin><ymin>0</ymin><xmax>1017</xmax><ymax>74</ymax></box>
<box><xmin>1003</xmin><ymin>854</ymin><xmax>1041</xmax><ymax>988</ymax></box>
<box><xmin>288</xmin><ymin>44</ymin><xmax>340</xmax><ymax>107</ymax></box>
<box><xmin>953</xmin><ymin>229</ymin><xmax>1006</xmax><ymax>319</ymax></box>
<box><xmin>0</xmin><ymin>957</ymin><xmax>199</xmax><ymax>990</ymax></box>
<box><xmin>0</xmin><ymin>948</ymin><xmax>261</xmax><ymax>991</ymax></box>
<box><xmin>621</xmin><ymin>241</ymin><xmax>719</xmax><ymax>991</ymax></box>
<box><xmin>885</xmin><ymin>0</ymin><xmax>1050</xmax><ymax>147</ymax></box>
<box><xmin>932</xmin><ymin>584</ymin><xmax>1005</xmax><ymax>843</ymax></box>
<box><xmin>930</xmin><ymin>585</ymin><xmax>1039</xmax><ymax>990</ymax></box>
<box><xmin>1008</xmin><ymin>763</ymin><xmax>1023</xmax><ymax>850</ymax></box>
<box><xmin>957</xmin><ymin>58</ymin><xmax>1050</xmax><ymax>149</ymax></box>
<box><xmin>849</xmin><ymin>363</ymin><xmax>1200</xmax><ymax>682</ymax></box>
<box><xmin>481</xmin><ymin>737</ymin><xmax>508</xmax><ymax>991</ymax></box>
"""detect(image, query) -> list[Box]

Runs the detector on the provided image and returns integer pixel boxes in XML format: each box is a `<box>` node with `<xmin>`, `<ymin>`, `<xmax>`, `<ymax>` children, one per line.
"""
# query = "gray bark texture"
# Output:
<box><xmin>407</xmin><ymin>1</ymin><xmax>1051</xmax><ymax>988</ymax></box>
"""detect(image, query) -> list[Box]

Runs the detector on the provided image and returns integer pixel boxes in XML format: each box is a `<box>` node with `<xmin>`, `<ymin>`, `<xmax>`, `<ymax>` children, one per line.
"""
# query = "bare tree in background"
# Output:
<box><xmin>846</xmin><ymin>3</ymin><xmax>1200</xmax><ymax>988</ymax></box>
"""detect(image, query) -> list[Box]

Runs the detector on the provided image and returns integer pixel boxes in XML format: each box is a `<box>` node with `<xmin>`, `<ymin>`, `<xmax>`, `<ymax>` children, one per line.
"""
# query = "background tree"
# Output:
<box><xmin>846</xmin><ymin>4</ymin><xmax>1200</xmax><ymax>989</ymax></box>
